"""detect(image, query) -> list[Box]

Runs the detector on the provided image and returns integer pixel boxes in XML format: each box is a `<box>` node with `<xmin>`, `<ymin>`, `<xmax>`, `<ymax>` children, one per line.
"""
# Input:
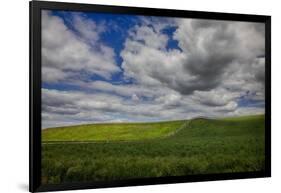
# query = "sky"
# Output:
<box><xmin>41</xmin><ymin>10</ymin><xmax>265</xmax><ymax>129</ymax></box>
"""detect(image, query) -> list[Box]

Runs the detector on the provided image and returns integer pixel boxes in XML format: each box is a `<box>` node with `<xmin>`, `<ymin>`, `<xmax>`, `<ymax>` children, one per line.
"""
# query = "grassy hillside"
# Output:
<box><xmin>42</xmin><ymin>114</ymin><xmax>265</xmax><ymax>184</ymax></box>
<box><xmin>42</xmin><ymin>120</ymin><xmax>185</xmax><ymax>142</ymax></box>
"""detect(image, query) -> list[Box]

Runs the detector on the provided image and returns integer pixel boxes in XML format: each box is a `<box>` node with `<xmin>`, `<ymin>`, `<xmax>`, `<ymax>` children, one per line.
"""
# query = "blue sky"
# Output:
<box><xmin>41</xmin><ymin>10</ymin><xmax>265</xmax><ymax>128</ymax></box>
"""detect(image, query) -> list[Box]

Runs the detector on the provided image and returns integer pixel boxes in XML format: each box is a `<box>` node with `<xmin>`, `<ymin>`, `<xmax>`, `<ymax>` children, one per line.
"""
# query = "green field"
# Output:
<box><xmin>42</xmin><ymin>120</ymin><xmax>185</xmax><ymax>142</ymax></box>
<box><xmin>42</xmin><ymin>114</ymin><xmax>265</xmax><ymax>184</ymax></box>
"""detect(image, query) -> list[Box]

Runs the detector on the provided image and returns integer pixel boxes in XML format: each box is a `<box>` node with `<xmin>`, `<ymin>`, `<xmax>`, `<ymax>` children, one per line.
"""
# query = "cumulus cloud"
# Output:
<box><xmin>191</xmin><ymin>88</ymin><xmax>240</xmax><ymax>107</ymax></box>
<box><xmin>121</xmin><ymin>18</ymin><xmax>265</xmax><ymax>95</ymax></box>
<box><xmin>41</xmin><ymin>11</ymin><xmax>120</xmax><ymax>83</ymax></box>
<box><xmin>71</xmin><ymin>13</ymin><xmax>105</xmax><ymax>44</ymax></box>
<box><xmin>41</xmin><ymin>12</ymin><xmax>265</xmax><ymax>128</ymax></box>
<box><xmin>42</xmin><ymin>88</ymin><xmax>178</xmax><ymax>128</ymax></box>
<box><xmin>42</xmin><ymin>87</ymin><xmax>262</xmax><ymax>128</ymax></box>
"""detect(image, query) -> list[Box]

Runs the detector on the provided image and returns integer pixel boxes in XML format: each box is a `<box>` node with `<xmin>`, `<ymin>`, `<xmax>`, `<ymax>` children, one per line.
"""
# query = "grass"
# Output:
<box><xmin>42</xmin><ymin>120</ymin><xmax>185</xmax><ymax>142</ymax></box>
<box><xmin>41</xmin><ymin>114</ymin><xmax>265</xmax><ymax>184</ymax></box>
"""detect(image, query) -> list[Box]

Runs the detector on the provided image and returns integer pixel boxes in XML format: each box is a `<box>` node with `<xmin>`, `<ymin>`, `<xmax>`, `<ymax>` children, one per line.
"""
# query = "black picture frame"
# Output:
<box><xmin>29</xmin><ymin>1</ymin><xmax>271</xmax><ymax>192</ymax></box>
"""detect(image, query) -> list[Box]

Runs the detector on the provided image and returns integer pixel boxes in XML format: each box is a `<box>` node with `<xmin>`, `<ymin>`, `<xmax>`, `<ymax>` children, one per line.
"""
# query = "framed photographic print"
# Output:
<box><xmin>30</xmin><ymin>1</ymin><xmax>271</xmax><ymax>192</ymax></box>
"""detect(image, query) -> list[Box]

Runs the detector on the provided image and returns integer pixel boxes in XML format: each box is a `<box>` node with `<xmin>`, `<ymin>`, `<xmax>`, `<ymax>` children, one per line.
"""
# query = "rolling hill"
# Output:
<box><xmin>42</xmin><ymin>114</ymin><xmax>265</xmax><ymax>184</ymax></box>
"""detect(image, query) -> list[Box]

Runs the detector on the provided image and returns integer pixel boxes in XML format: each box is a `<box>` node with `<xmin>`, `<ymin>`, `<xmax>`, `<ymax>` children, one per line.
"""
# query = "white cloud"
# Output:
<box><xmin>42</xmin><ymin>88</ymin><xmax>172</xmax><ymax>128</ymax></box>
<box><xmin>71</xmin><ymin>13</ymin><xmax>105</xmax><ymax>44</ymax></box>
<box><xmin>41</xmin><ymin>14</ymin><xmax>265</xmax><ymax>128</ymax></box>
<box><xmin>41</xmin><ymin>11</ymin><xmax>120</xmax><ymax>83</ymax></box>
<box><xmin>191</xmin><ymin>88</ymin><xmax>240</xmax><ymax>107</ymax></box>
<box><xmin>121</xmin><ymin>18</ymin><xmax>265</xmax><ymax>96</ymax></box>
